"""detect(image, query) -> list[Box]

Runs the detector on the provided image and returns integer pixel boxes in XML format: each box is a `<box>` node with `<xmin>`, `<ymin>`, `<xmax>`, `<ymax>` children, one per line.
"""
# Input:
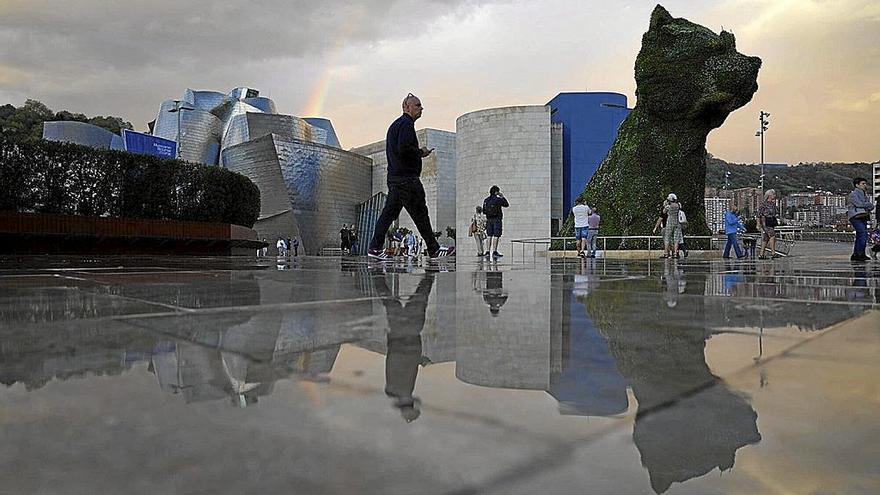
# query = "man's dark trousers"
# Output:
<box><xmin>369</xmin><ymin>176</ymin><xmax>440</xmax><ymax>255</ymax></box>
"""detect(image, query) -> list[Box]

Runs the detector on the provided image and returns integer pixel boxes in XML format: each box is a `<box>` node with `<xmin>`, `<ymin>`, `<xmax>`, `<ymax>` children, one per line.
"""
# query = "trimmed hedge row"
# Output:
<box><xmin>0</xmin><ymin>138</ymin><xmax>260</xmax><ymax>228</ymax></box>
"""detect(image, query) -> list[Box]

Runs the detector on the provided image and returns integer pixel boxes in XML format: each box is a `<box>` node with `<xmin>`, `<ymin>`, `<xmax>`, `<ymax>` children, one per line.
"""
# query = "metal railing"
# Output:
<box><xmin>509</xmin><ymin>235</ymin><xmax>723</xmax><ymax>262</ymax></box>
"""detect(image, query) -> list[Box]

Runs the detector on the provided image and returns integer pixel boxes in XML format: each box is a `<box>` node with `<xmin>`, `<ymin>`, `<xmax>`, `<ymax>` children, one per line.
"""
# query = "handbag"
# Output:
<box><xmin>468</xmin><ymin>217</ymin><xmax>477</xmax><ymax>236</ymax></box>
<box><xmin>678</xmin><ymin>210</ymin><xmax>687</xmax><ymax>224</ymax></box>
<box><xmin>765</xmin><ymin>216</ymin><xmax>778</xmax><ymax>228</ymax></box>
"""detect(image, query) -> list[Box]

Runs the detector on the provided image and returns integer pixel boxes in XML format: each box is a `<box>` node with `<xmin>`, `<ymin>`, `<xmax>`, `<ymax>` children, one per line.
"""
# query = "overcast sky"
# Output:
<box><xmin>1</xmin><ymin>0</ymin><xmax>877</xmax><ymax>164</ymax></box>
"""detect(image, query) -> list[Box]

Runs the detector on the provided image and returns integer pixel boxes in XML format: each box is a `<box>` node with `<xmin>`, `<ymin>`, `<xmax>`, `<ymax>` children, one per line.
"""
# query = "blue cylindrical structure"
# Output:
<box><xmin>546</xmin><ymin>92</ymin><xmax>631</xmax><ymax>213</ymax></box>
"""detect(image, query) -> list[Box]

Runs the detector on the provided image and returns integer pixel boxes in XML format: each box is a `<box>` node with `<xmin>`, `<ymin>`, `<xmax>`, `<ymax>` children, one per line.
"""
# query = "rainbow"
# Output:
<box><xmin>301</xmin><ymin>8</ymin><xmax>366</xmax><ymax>117</ymax></box>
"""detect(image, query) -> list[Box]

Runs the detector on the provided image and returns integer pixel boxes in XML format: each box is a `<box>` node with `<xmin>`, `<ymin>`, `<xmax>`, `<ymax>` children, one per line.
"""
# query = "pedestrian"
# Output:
<box><xmin>340</xmin><ymin>224</ymin><xmax>351</xmax><ymax>254</ymax></box>
<box><xmin>677</xmin><ymin>205</ymin><xmax>689</xmax><ymax>258</ymax></box>
<box><xmin>292</xmin><ymin>236</ymin><xmax>299</xmax><ymax>257</ymax></box>
<box><xmin>276</xmin><ymin>238</ymin><xmax>285</xmax><ymax>257</ymax></box>
<box><xmin>350</xmin><ymin>227</ymin><xmax>359</xmax><ymax>254</ymax></box>
<box><xmin>405</xmin><ymin>230</ymin><xmax>417</xmax><ymax>259</ymax></box>
<box><xmin>847</xmin><ymin>177</ymin><xmax>874</xmax><ymax>262</ymax></box>
<box><xmin>662</xmin><ymin>193</ymin><xmax>683</xmax><ymax>259</ymax></box>
<box><xmin>571</xmin><ymin>198</ymin><xmax>591</xmax><ymax>258</ymax></box>
<box><xmin>586</xmin><ymin>206</ymin><xmax>601</xmax><ymax>258</ymax></box>
<box><xmin>469</xmin><ymin>205</ymin><xmax>488</xmax><ymax>257</ymax></box>
<box><xmin>652</xmin><ymin>206</ymin><xmax>668</xmax><ymax>257</ymax></box>
<box><xmin>261</xmin><ymin>238</ymin><xmax>268</xmax><ymax>257</ymax></box>
<box><xmin>367</xmin><ymin>93</ymin><xmax>445</xmax><ymax>260</ymax></box>
<box><xmin>483</xmin><ymin>185</ymin><xmax>510</xmax><ymax>260</ymax></box>
<box><xmin>722</xmin><ymin>204</ymin><xmax>746</xmax><ymax>259</ymax></box>
<box><xmin>757</xmin><ymin>189</ymin><xmax>781</xmax><ymax>259</ymax></box>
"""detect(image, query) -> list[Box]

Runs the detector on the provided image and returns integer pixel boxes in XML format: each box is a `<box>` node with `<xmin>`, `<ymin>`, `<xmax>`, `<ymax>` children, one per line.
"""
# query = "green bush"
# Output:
<box><xmin>0</xmin><ymin>138</ymin><xmax>260</xmax><ymax>227</ymax></box>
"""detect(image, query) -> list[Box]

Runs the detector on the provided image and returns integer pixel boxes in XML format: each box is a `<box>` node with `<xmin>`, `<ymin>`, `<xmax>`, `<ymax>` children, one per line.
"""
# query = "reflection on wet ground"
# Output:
<box><xmin>1</xmin><ymin>243</ymin><xmax>878</xmax><ymax>494</ymax></box>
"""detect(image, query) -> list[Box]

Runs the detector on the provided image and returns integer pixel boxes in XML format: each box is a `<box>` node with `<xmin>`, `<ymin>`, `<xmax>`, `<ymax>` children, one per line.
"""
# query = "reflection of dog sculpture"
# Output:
<box><xmin>580</xmin><ymin>5</ymin><xmax>761</xmax><ymax>239</ymax></box>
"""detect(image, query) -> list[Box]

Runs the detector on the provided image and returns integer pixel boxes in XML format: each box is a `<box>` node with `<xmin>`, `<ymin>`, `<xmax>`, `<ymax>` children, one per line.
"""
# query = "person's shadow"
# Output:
<box><xmin>372</xmin><ymin>271</ymin><xmax>436</xmax><ymax>422</ymax></box>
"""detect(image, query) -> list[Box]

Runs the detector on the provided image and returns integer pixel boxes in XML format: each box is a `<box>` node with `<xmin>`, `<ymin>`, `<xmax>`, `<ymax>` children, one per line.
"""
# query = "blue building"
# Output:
<box><xmin>547</xmin><ymin>92</ymin><xmax>631</xmax><ymax>213</ymax></box>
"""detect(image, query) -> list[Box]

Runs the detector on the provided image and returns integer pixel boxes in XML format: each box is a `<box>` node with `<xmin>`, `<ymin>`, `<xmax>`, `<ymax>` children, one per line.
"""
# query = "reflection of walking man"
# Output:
<box><xmin>373</xmin><ymin>272</ymin><xmax>436</xmax><ymax>422</ymax></box>
<box><xmin>368</xmin><ymin>94</ymin><xmax>443</xmax><ymax>260</ymax></box>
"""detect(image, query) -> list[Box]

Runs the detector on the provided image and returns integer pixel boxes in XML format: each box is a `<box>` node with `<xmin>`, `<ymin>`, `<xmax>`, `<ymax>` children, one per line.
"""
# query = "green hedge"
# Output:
<box><xmin>0</xmin><ymin>138</ymin><xmax>260</xmax><ymax>227</ymax></box>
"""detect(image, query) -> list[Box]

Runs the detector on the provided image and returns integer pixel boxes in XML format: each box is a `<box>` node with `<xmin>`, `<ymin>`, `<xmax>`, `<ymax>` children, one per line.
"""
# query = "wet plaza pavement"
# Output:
<box><xmin>1</xmin><ymin>243</ymin><xmax>878</xmax><ymax>494</ymax></box>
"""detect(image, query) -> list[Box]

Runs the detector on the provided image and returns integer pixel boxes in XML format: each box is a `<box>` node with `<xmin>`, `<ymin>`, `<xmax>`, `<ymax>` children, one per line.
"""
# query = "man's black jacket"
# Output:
<box><xmin>386</xmin><ymin>113</ymin><xmax>422</xmax><ymax>178</ymax></box>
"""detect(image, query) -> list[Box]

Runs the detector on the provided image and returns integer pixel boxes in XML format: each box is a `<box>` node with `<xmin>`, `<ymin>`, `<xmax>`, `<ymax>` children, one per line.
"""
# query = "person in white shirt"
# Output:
<box><xmin>276</xmin><ymin>238</ymin><xmax>286</xmax><ymax>257</ymax></box>
<box><xmin>571</xmin><ymin>198</ymin><xmax>592</xmax><ymax>258</ymax></box>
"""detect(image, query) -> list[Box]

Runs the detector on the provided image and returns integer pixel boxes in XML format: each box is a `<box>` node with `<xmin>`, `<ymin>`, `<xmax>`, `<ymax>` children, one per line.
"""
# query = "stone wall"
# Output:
<box><xmin>456</xmin><ymin>106</ymin><xmax>552</xmax><ymax>257</ymax></box>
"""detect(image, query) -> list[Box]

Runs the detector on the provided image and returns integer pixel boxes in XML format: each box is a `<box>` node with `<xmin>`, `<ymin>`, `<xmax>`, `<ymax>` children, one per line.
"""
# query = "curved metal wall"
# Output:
<box><xmin>456</xmin><ymin>106</ymin><xmax>552</xmax><ymax>258</ymax></box>
<box><xmin>275</xmin><ymin>137</ymin><xmax>372</xmax><ymax>253</ymax></box>
<box><xmin>220</xmin><ymin>113</ymin><xmax>329</xmax><ymax>161</ymax></box>
<box><xmin>243</xmin><ymin>97</ymin><xmax>277</xmax><ymax>114</ymax></box>
<box><xmin>220</xmin><ymin>135</ymin><xmax>302</xmax><ymax>253</ymax></box>
<box><xmin>183</xmin><ymin>89</ymin><xmax>227</xmax><ymax>111</ymax></box>
<box><xmin>303</xmin><ymin>118</ymin><xmax>341</xmax><ymax>148</ymax></box>
<box><xmin>153</xmin><ymin>100</ymin><xmax>222</xmax><ymax>164</ymax></box>
<box><xmin>221</xmin><ymin>134</ymin><xmax>372</xmax><ymax>254</ymax></box>
<box><xmin>42</xmin><ymin>121</ymin><xmax>116</xmax><ymax>149</ymax></box>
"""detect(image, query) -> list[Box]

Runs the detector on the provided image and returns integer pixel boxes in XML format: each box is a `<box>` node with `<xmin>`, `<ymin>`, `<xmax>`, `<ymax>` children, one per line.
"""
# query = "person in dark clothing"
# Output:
<box><xmin>368</xmin><ymin>94</ymin><xmax>444</xmax><ymax>260</ymax></box>
<box><xmin>483</xmin><ymin>185</ymin><xmax>510</xmax><ymax>260</ymax></box>
<box><xmin>373</xmin><ymin>271</ymin><xmax>436</xmax><ymax>422</ymax></box>
<box><xmin>340</xmin><ymin>225</ymin><xmax>351</xmax><ymax>254</ymax></box>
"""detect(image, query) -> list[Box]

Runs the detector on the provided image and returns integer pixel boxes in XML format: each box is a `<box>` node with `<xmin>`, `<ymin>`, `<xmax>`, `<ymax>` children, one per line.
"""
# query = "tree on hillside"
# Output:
<box><xmin>0</xmin><ymin>99</ymin><xmax>133</xmax><ymax>143</ymax></box>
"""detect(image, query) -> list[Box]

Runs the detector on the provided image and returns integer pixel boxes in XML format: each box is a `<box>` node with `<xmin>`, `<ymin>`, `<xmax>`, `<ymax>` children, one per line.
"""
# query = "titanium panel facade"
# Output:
<box><xmin>42</xmin><ymin>121</ymin><xmax>117</xmax><ymax>149</ymax></box>
<box><xmin>222</xmin><ymin>134</ymin><xmax>373</xmax><ymax>254</ymax></box>
<box><xmin>220</xmin><ymin>113</ymin><xmax>327</xmax><ymax>160</ymax></box>
<box><xmin>220</xmin><ymin>135</ymin><xmax>302</xmax><ymax>254</ymax></box>
<box><xmin>275</xmin><ymin>137</ymin><xmax>373</xmax><ymax>254</ymax></box>
<box><xmin>183</xmin><ymin>89</ymin><xmax>226</xmax><ymax>111</ymax></box>
<box><xmin>153</xmin><ymin>100</ymin><xmax>223</xmax><ymax>165</ymax></box>
<box><xmin>304</xmin><ymin>118</ymin><xmax>341</xmax><ymax>148</ymax></box>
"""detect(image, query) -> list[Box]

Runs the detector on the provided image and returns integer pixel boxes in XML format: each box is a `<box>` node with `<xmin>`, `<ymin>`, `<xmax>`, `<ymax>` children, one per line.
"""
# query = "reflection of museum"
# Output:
<box><xmin>7</xmin><ymin>262</ymin><xmax>873</xmax><ymax>491</ymax></box>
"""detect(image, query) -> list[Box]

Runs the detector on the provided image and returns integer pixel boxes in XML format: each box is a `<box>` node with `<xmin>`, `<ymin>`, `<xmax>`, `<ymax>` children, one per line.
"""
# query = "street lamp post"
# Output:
<box><xmin>167</xmin><ymin>100</ymin><xmax>195</xmax><ymax>159</ymax></box>
<box><xmin>755</xmin><ymin>110</ymin><xmax>770</xmax><ymax>194</ymax></box>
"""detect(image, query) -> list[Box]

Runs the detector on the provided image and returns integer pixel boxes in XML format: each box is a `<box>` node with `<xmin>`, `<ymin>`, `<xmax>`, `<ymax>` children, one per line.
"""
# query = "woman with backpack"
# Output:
<box><xmin>469</xmin><ymin>205</ymin><xmax>488</xmax><ymax>257</ymax></box>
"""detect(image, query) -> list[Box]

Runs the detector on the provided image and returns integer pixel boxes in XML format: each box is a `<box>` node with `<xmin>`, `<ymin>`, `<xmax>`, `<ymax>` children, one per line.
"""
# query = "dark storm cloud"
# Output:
<box><xmin>0</xmin><ymin>0</ymin><xmax>485</xmax><ymax>72</ymax></box>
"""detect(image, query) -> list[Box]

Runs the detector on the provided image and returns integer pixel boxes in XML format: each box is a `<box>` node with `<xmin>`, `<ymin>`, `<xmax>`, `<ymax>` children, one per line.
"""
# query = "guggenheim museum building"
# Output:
<box><xmin>44</xmin><ymin>87</ymin><xmax>630</xmax><ymax>256</ymax></box>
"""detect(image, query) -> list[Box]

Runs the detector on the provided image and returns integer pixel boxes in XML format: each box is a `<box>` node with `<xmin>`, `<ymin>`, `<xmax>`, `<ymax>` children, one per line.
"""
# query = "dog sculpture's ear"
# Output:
<box><xmin>649</xmin><ymin>4</ymin><xmax>674</xmax><ymax>31</ymax></box>
<box><xmin>719</xmin><ymin>31</ymin><xmax>737</xmax><ymax>50</ymax></box>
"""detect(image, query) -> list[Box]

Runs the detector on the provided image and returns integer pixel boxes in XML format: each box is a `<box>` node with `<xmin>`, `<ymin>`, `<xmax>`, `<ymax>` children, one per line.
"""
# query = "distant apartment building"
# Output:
<box><xmin>817</xmin><ymin>193</ymin><xmax>847</xmax><ymax>208</ymax></box>
<box><xmin>717</xmin><ymin>187</ymin><xmax>761</xmax><ymax>218</ymax></box>
<box><xmin>704</xmin><ymin>197</ymin><xmax>731</xmax><ymax>233</ymax></box>
<box><xmin>784</xmin><ymin>192</ymin><xmax>817</xmax><ymax>209</ymax></box>
<box><xmin>873</xmin><ymin>162</ymin><xmax>880</xmax><ymax>199</ymax></box>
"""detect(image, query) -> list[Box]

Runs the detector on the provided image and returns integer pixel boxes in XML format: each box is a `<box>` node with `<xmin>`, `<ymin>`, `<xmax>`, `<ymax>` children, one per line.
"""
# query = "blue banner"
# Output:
<box><xmin>122</xmin><ymin>129</ymin><xmax>177</xmax><ymax>159</ymax></box>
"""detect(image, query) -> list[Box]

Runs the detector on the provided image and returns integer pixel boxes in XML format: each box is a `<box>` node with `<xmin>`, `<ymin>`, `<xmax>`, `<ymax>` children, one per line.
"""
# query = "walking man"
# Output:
<box><xmin>847</xmin><ymin>177</ymin><xmax>874</xmax><ymax>262</ymax></box>
<box><xmin>292</xmin><ymin>236</ymin><xmax>299</xmax><ymax>257</ymax></box>
<box><xmin>571</xmin><ymin>198</ymin><xmax>591</xmax><ymax>258</ymax></box>
<box><xmin>483</xmin><ymin>185</ymin><xmax>509</xmax><ymax>260</ymax></box>
<box><xmin>368</xmin><ymin>93</ymin><xmax>444</xmax><ymax>260</ymax></box>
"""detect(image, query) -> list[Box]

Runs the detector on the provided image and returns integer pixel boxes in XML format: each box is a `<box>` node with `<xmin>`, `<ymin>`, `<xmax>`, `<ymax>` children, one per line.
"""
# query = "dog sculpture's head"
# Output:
<box><xmin>635</xmin><ymin>5</ymin><xmax>761</xmax><ymax>129</ymax></box>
